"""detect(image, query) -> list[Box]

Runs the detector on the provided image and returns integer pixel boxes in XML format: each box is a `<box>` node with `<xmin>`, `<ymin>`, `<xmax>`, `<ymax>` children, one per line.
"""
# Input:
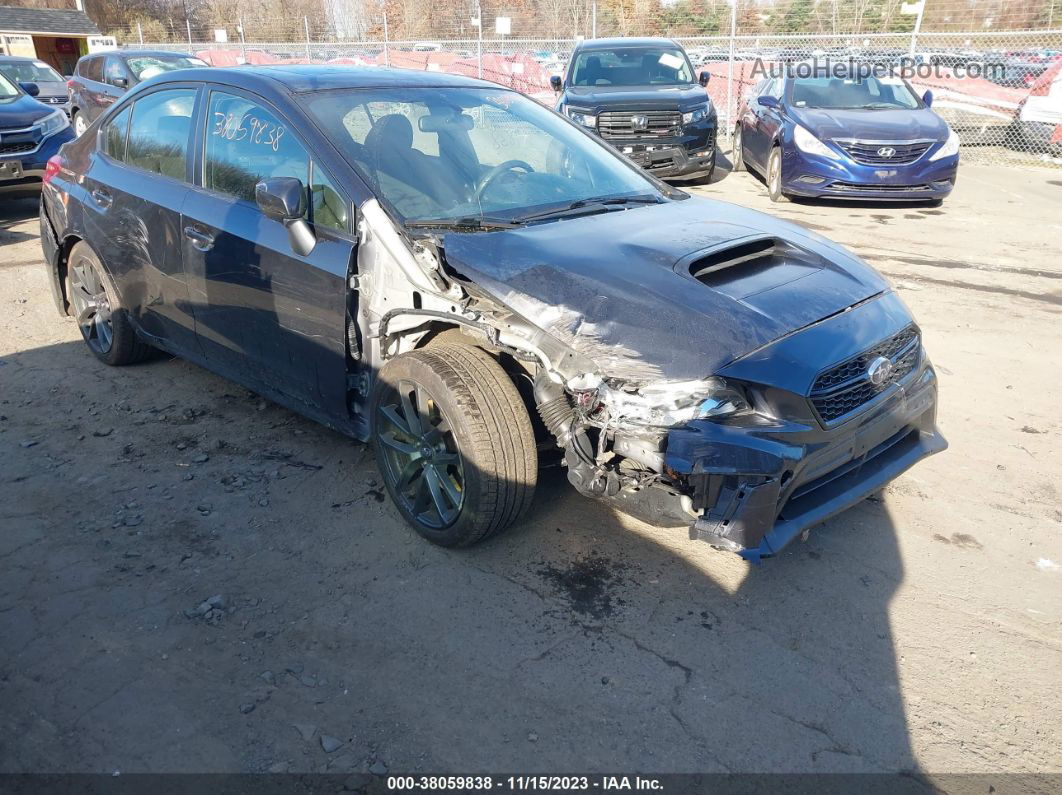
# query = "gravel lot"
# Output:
<box><xmin>1</xmin><ymin>161</ymin><xmax>1060</xmax><ymax>777</ymax></box>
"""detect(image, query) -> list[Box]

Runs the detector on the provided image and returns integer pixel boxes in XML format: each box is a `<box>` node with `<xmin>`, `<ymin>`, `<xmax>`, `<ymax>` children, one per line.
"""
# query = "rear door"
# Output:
<box><xmin>181</xmin><ymin>86</ymin><xmax>355</xmax><ymax>418</ymax></box>
<box><xmin>80</xmin><ymin>85</ymin><xmax>200</xmax><ymax>351</ymax></box>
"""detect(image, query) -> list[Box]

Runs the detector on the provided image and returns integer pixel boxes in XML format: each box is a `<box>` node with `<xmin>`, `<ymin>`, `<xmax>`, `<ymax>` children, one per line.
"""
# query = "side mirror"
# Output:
<box><xmin>756</xmin><ymin>95</ymin><xmax>780</xmax><ymax>109</ymax></box>
<box><xmin>550</xmin><ymin>75</ymin><xmax>562</xmax><ymax>92</ymax></box>
<box><xmin>255</xmin><ymin>177</ymin><xmax>316</xmax><ymax>256</ymax></box>
<box><xmin>20</xmin><ymin>81</ymin><xmax>40</xmax><ymax>97</ymax></box>
<box><xmin>113</xmin><ymin>76</ymin><xmax>129</xmax><ymax>88</ymax></box>
<box><xmin>922</xmin><ymin>89</ymin><xmax>933</xmax><ymax>107</ymax></box>
<box><xmin>699</xmin><ymin>71</ymin><xmax>710</xmax><ymax>87</ymax></box>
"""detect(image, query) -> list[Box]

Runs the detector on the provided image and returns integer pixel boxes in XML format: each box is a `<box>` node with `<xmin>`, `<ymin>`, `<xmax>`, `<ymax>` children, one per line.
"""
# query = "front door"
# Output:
<box><xmin>181</xmin><ymin>87</ymin><xmax>355</xmax><ymax>419</ymax></box>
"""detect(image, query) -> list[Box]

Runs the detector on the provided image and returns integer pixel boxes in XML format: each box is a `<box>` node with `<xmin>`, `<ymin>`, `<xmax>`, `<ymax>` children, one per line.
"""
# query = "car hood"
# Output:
<box><xmin>789</xmin><ymin>106</ymin><xmax>949</xmax><ymax>141</ymax></box>
<box><xmin>565</xmin><ymin>83</ymin><xmax>708</xmax><ymax>111</ymax></box>
<box><xmin>32</xmin><ymin>82</ymin><xmax>67</xmax><ymax>99</ymax></box>
<box><xmin>441</xmin><ymin>197</ymin><xmax>891</xmax><ymax>383</ymax></box>
<box><xmin>0</xmin><ymin>93</ymin><xmax>52</xmax><ymax>127</ymax></box>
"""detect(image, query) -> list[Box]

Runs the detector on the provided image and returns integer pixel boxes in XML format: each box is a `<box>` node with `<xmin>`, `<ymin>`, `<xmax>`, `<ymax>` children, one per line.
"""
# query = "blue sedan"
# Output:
<box><xmin>733</xmin><ymin>67</ymin><xmax>960</xmax><ymax>204</ymax></box>
<box><xmin>0</xmin><ymin>70</ymin><xmax>75</xmax><ymax>197</ymax></box>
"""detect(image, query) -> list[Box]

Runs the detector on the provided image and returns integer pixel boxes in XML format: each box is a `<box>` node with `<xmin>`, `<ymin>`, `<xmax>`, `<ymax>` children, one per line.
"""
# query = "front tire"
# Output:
<box><xmin>66</xmin><ymin>242</ymin><xmax>153</xmax><ymax>366</ymax></box>
<box><xmin>731</xmin><ymin>125</ymin><xmax>746</xmax><ymax>172</ymax></box>
<box><xmin>371</xmin><ymin>342</ymin><xmax>538</xmax><ymax>547</ymax></box>
<box><xmin>767</xmin><ymin>146</ymin><xmax>789</xmax><ymax>203</ymax></box>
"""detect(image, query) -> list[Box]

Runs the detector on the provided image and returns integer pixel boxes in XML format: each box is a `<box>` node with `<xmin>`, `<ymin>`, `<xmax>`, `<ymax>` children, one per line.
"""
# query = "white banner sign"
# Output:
<box><xmin>87</xmin><ymin>36</ymin><xmax>118</xmax><ymax>52</ymax></box>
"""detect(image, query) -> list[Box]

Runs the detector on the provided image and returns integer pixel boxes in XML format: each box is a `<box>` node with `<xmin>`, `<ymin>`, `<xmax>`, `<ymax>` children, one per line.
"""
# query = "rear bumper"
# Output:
<box><xmin>668</xmin><ymin>361</ymin><xmax>945</xmax><ymax>561</ymax></box>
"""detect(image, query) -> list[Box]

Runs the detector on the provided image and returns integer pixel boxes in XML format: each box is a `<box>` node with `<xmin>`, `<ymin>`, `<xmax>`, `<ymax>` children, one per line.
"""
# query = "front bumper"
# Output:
<box><xmin>0</xmin><ymin>127</ymin><xmax>74</xmax><ymax>195</ymax></box>
<box><xmin>781</xmin><ymin>146</ymin><xmax>959</xmax><ymax>201</ymax></box>
<box><xmin>599</xmin><ymin>117</ymin><xmax>717</xmax><ymax>179</ymax></box>
<box><xmin>666</xmin><ymin>362</ymin><xmax>944</xmax><ymax>561</ymax></box>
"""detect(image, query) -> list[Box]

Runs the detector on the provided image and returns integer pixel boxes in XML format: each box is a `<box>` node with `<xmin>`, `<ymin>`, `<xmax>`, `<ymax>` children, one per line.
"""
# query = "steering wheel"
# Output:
<box><xmin>473</xmin><ymin>159</ymin><xmax>535</xmax><ymax>201</ymax></box>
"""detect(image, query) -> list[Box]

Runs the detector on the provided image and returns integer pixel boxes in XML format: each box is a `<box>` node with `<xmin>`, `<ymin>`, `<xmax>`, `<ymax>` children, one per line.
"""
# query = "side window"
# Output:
<box><xmin>310</xmin><ymin>163</ymin><xmax>349</xmax><ymax>233</ymax></box>
<box><xmin>125</xmin><ymin>88</ymin><xmax>195</xmax><ymax>180</ymax></box>
<box><xmin>205</xmin><ymin>91</ymin><xmax>308</xmax><ymax>204</ymax></box>
<box><xmin>79</xmin><ymin>56</ymin><xmax>102</xmax><ymax>82</ymax></box>
<box><xmin>104</xmin><ymin>57</ymin><xmax>128</xmax><ymax>87</ymax></box>
<box><xmin>769</xmin><ymin>79</ymin><xmax>785</xmax><ymax>100</ymax></box>
<box><xmin>103</xmin><ymin>104</ymin><xmax>131</xmax><ymax>160</ymax></box>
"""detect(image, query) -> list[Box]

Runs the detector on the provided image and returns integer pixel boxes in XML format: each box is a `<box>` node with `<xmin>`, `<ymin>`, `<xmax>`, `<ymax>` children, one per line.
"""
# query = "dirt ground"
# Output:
<box><xmin>1</xmin><ymin>160</ymin><xmax>1060</xmax><ymax>777</ymax></box>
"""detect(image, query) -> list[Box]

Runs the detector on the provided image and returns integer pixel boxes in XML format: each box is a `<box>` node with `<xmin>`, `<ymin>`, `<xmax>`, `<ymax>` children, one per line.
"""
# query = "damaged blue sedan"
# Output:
<box><xmin>39</xmin><ymin>66</ymin><xmax>947</xmax><ymax>560</ymax></box>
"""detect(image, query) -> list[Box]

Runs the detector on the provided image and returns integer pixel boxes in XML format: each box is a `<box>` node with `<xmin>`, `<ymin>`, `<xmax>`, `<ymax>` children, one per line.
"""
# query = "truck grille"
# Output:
<box><xmin>598</xmin><ymin>110</ymin><xmax>681</xmax><ymax>139</ymax></box>
<box><xmin>810</xmin><ymin>326</ymin><xmax>921</xmax><ymax>423</ymax></box>
<box><xmin>834</xmin><ymin>139</ymin><xmax>933</xmax><ymax>165</ymax></box>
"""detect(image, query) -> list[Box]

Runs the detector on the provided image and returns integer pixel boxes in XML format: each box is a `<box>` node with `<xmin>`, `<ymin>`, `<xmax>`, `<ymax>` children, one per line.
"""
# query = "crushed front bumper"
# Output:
<box><xmin>666</xmin><ymin>362</ymin><xmax>945</xmax><ymax>561</ymax></box>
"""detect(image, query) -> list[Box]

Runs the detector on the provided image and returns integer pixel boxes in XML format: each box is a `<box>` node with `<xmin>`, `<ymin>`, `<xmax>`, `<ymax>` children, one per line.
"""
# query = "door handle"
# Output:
<box><xmin>90</xmin><ymin>188</ymin><xmax>112</xmax><ymax>208</ymax></box>
<box><xmin>183</xmin><ymin>225</ymin><xmax>215</xmax><ymax>251</ymax></box>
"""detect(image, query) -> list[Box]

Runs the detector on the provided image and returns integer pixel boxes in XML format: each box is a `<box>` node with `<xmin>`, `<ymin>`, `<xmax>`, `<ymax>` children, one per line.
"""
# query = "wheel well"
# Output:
<box><xmin>56</xmin><ymin>235</ymin><xmax>82</xmax><ymax>316</ymax></box>
<box><xmin>411</xmin><ymin>321</ymin><xmax>540</xmax><ymax>422</ymax></box>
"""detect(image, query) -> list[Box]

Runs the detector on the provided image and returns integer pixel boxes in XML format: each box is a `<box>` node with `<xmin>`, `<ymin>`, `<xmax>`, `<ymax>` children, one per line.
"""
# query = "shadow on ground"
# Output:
<box><xmin>0</xmin><ymin>326</ymin><xmax>916</xmax><ymax>774</ymax></box>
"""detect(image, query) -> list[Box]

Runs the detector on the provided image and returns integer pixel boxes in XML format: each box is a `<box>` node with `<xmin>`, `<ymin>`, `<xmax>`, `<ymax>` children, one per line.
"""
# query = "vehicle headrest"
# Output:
<box><xmin>366</xmin><ymin>113</ymin><xmax>413</xmax><ymax>151</ymax></box>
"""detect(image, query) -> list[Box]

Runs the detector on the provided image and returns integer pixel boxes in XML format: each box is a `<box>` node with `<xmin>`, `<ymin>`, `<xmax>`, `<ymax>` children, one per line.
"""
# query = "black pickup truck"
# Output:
<box><xmin>551</xmin><ymin>37</ymin><xmax>717</xmax><ymax>182</ymax></box>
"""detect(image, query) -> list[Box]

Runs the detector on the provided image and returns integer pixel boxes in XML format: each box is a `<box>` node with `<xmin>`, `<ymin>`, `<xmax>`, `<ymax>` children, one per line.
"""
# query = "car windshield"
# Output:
<box><xmin>0</xmin><ymin>60</ymin><xmax>64</xmax><ymax>83</ymax></box>
<box><xmin>0</xmin><ymin>71</ymin><xmax>19</xmax><ymax>99</ymax></box>
<box><xmin>126</xmin><ymin>55</ymin><xmax>207</xmax><ymax>80</ymax></box>
<box><xmin>571</xmin><ymin>46</ymin><xmax>694</xmax><ymax>86</ymax></box>
<box><xmin>302</xmin><ymin>87</ymin><xmax>663</xmax><ymax>225</ymax></box>
<box><xmin>789</xmin><ymin>75</ymin><xmax>921</xmax><ymax>109</ymax></box>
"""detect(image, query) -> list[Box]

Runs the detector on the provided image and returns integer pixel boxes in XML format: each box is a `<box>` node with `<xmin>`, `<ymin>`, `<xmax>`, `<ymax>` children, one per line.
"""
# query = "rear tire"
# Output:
<box><xmin>731</xmin><ymin>125</ymin><xmax>746</xmax><ymax>172</ymax></box>
<box><xmin>72</xmin><ymin>111</ymin><xmax>87</xmax><ymax>137</ymax></box>
<box><xmin>66</xmin><ymin>242</ymin><xmax>153</xmax><ymax>366</ymax></box>
<box><xmin>767</xmin><ymin>146</ymin><xmax>789</xmax><ymax>203</ymax></box>
<box><xmin>371</xmin><ymin>342</ymin><xmax>538</xmax><ymax>547</ymax></box>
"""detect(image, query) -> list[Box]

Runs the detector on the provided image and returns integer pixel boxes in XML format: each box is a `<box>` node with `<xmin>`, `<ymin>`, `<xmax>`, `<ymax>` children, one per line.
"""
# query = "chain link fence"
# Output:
<box><xmin>123</xmin><ymin>24</ymin><xmax>1062</xmax><ymax>168</ymax></box>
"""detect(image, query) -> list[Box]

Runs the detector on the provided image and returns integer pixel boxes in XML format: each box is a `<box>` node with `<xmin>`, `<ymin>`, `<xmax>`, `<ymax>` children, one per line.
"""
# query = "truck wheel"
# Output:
<box><xmin>371</xmin><ymin>342</ymin><xmax>538</xmax><ymax>546</ymax></box>
<box><xmin>66</xmin><ymin>242</ymin><xmax>153</xmax><ymax>366</ymax></box>
<box><xmin>767</xmin><ymin>146</ymin><xmax>789</xmax><ymax>203</ymax></box>
<box><xmin>731</xmin><ymin>125</ymin><xmax>746</xmax><ymax>172</ymax></box>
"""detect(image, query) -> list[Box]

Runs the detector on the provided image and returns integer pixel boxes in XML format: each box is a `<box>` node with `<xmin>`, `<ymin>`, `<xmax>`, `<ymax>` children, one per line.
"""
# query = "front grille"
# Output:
<box><xmin>810</xmin><ymin>326</ymin><xmax>921</xmax><ymax>423</ymax></box>
<box><xmin>829</xmin><ymin>182</ymin><xmax>931</xmax><ymax>193</ymax></box>
<box><xmin>42</xmin><ymin>96</ymin><xmax>66</xmax><ymax>105</ymax></box>
<box><xmin>834</xmin><ymin>140</ymin><xmax>933</xmax><ymax>165</ymax></box>
<box><xmin>0</xmin><ymin>141</ymin><xmax>36</xmax><ymax>155</ymax></box>
<box><xmin>598</xmin><ymin>110</ymin><xmax>681</xmax><ymax>139</ymax></box>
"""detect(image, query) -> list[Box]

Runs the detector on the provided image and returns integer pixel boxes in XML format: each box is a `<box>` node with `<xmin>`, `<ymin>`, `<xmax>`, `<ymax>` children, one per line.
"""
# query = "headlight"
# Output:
<box><xmin>601</xmin><ymin>376</ymin><xmax>751</xmax><ymax>428</ymax></box>
<box><xmin>793</xmin><ymin>124</ymin><xmax>840</xmax><ymax>160</ymax></box>
<box><xmin>563</xmin><ymin>106</ymin><xmax>597</xmax><ymax>128</ymax></box>
<box><xmin>34</xmin><ymin>110</ymin><xmax>69</xmax><ymax>138</ymax></box>
<box><xmin>929</xmin><ymin>128</ymin><xmax>960</xmax><ymax>161</ymax></box>
<box><xmin>682</xmin><ymin>102</ymin><xmax>710</xmax><ymax>125</ymax></box>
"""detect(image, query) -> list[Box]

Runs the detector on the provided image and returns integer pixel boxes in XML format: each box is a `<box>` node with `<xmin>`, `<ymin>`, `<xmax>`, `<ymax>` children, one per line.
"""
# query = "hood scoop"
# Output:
<box><xmin>682</xmin><ymin>236</ymin><xmax>827</xmax><ymax>301</ymax></box>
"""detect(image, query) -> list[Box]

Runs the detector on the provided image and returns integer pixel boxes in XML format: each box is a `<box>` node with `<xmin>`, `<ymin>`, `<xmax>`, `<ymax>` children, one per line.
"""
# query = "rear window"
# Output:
<box><xmin>125</xmin><ymin>88</ymin><xmax>195</xmax><ymax>180</ymax></box>
<box><xmin>78</xmin><ymin>56</ymin><xmax>103</xmax><ymax>82</ymax></box>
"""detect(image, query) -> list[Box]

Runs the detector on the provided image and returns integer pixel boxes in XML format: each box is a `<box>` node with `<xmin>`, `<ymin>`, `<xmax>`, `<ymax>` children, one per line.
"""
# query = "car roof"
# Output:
<box><xmin>0</xmin><ymin>55</ymin><xmax>43</xmax><ymax>63</ymax></box>
<box><xmin>118</xmin><ymin>50</ymin><xmax>199</xmax><ymax>59</ymax></box>
<box><xmin>78</xmin><ymin>50</ymin><xmax>197</xmax><ymax>61</ymax></box>
<box><xmin>145</xmin><ymin>65</ymin><xmax>504</xmax><ymax>94</ymax></box>
<box><xmin>575</xmin><ymin>37</ymin><xmax>680</xmax><ymax>51</ymax></box>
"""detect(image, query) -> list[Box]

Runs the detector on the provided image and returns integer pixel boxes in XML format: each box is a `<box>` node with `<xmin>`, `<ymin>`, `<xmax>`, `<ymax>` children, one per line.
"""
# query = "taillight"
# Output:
<box><xmin>66</xmin><ymin>79</ymin><xmax>75</xmax><ymax>89</ymax></box>
<box><xmin>43</xmin><ymin>155</ymin><xmax>63</xmax><ymax>185</ymax></box>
